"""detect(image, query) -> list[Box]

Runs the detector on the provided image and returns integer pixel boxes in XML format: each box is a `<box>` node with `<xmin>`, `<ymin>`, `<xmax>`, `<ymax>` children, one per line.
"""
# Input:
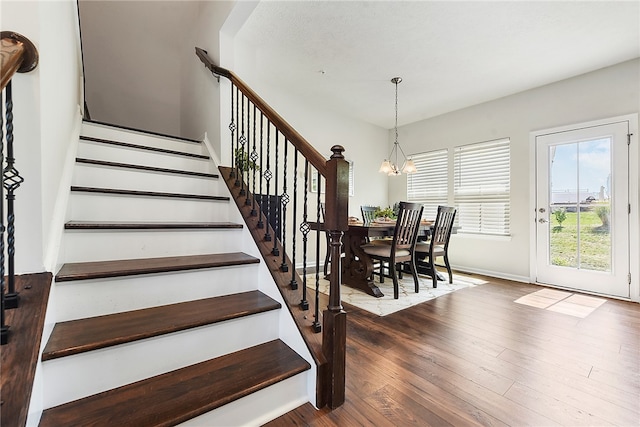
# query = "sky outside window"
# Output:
<box><xmin>550</xmin><ymin>138</ymin><xmax>611</xmax><ymax>203</ymax></box>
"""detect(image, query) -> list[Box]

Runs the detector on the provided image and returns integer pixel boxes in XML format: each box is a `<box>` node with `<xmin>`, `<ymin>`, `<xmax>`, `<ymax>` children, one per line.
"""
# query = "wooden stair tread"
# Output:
<box><xmin>80</xmin><ymin>135</ymin><xmax>209</xmax><ymax>159</ymax></box>
<box><xmin>76</xmin><ymin>157</ymin><xmax>219</xmax><ymax>179</ymax></box>
<box><xmin>55</xmin><ymin>252</ymin><xmax>259</xmax><ymax>282</ymax></box>
<box><xmin>39</xmin><ymin>339</ymin><xmax>310</xmax><ymax>427</ymax></box>
<box><xmin>42</xmin><ymin>291</ymin><xmax>280</xmax><ymax>361</ymax></box>
<box><xmin>65</xmin><ymin>221</ymin><xmax>243</xmax><ymax>230</ymax></box>
<box><xmin>70</xmin><ymin>186</ymin><xmax>229</xmax><ymax>201</ymax></box>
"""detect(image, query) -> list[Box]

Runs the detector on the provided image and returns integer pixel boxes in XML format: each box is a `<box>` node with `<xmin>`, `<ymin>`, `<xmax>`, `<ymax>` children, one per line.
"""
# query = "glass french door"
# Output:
<box><xmin>535</xmin><ymin>121</ymin><xmax>630</xmax><ymax>298</ymax></box>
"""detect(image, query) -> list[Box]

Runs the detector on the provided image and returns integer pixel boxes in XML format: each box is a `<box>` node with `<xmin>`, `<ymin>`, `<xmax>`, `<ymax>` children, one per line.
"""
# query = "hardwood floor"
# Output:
<box><xmin>266</xmin><ymin>275</ymin><xmax>640</xmax><ymax>426</ymax></box>
<box><xmin>1</xmin><ymin>273</ymin><xmax>52</xmax><ymax>427</ymax></box>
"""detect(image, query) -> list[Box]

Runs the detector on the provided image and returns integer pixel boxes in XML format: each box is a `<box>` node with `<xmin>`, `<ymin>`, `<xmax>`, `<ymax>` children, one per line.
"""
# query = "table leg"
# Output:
<box><xmin>341</xmin><ymin>230</ymin><xmax>384</xmax><ymax>298</ymax></box>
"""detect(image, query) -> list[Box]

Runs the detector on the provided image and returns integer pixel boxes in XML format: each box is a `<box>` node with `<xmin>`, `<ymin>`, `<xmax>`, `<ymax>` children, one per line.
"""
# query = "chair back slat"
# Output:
<box><xmin>360</xmin><ymin>205</ymin><xmax>378</xmax><ymax>225</ymax></box>
<box><xmin>431</xmin><ymin>206</ymin><xmax>457</xmax><ymax>248</ymax></box>
<box><xmin>393</xmin><ymin>202</ymin><xmax>424</xmax><ymax>251</ymax></box>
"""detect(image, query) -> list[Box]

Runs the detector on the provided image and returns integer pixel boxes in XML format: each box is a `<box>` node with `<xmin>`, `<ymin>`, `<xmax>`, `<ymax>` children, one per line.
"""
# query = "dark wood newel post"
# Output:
<box><xmin>322</xmin><ymin>145</ymin><xmax>348</xmax><ymax>408</ymax></box>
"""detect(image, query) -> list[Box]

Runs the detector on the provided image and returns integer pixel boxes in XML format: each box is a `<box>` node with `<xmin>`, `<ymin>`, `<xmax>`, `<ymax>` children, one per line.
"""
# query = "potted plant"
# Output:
<box><xmin>234</xmin><ymin>147</ymin><xmax>259</xmax><ymax>172</ymax></box>
<box><xmin>374</xmin><ymin>206</ymin><xmax>397</xmax><ymax>221</ymax></box>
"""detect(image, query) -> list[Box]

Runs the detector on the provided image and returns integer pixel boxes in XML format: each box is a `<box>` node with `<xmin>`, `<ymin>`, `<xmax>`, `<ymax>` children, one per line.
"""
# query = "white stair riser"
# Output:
<box><xmin>81</xmin><ymin>123</ymin><xmax>205</xmax><ymax>155</ymax></box>
<box><xmin>77</xmin><ymin>141</ymin><xmax>213</xmax><ymax>173</ymax></box>
<box><xmin>68</xmin><ymin>193</ymin><xmax>230</xmax><ymax>222</ymax></box>
<box><xmin>42</xmin><ymin>311</ymin><xmax>280</xmax><ymax>408</ymax></box>
<box><xmin>72</xmin><ymin>164</ymin><xmax>220</xmax><ymax>196</ymax></box>
<box><xmin>55</xmin><ymin>265</ymin><xmax>259</xmax><ymax>321</ymax></box>
<box><xmin>178</xmin><ymin>373</ymin><xmax>310</xmax><ymax>427</ymax></box>
<box><xmin>63</xmin><ymin>229</ymin><xmax>245</xmax><ymax>263</ymax></box>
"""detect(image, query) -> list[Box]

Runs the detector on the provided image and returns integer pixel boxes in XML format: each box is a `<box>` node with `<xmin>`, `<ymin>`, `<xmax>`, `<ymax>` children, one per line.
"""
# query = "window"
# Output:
<box><xmin>454</xmin><ymin>138</ymin><xmax>510</xmax><ymax>236</ymax></box>
<box><xmin>407</xmin><ymin>149</ymin><xmax>448</xmax><ymax>219</ymax></box>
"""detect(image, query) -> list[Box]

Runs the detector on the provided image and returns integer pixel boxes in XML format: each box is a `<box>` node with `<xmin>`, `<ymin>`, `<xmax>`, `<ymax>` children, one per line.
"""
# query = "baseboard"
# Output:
<box><xmin>446</xmin><ymin>265</ymin><xmax>530</xmax><ymax>284</ymax></box>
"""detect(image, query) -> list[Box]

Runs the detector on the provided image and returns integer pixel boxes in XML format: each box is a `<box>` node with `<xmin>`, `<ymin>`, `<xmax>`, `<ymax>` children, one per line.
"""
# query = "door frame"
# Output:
<box><xmin>529</xmin><ymin>114</ymin><xmax>639</xmax><ymax>302</ymax></box>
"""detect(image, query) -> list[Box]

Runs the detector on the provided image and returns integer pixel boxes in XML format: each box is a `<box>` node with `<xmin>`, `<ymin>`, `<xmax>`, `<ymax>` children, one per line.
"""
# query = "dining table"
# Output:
<box><xmin>311</xmin><ymin>219</ymin><xmax>438</xmax><ymax>298</ymax></box>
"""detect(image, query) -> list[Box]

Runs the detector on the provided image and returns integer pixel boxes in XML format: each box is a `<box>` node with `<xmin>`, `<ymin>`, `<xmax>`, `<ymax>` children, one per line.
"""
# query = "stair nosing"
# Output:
<box><xmin>39</xmin><ymin>340</ymin><xmax>310</xmax><ymax>427</ymax></box>
<box><xmin>70</xmin><ymin>186</ymin><xmax>229</xmax><ymax>201</ymax></box>
<box><xmin>80</xmin><ymin>136</ymin><xmax>209</xmax><ymax>160</ymax></box>
<box><xmin>42</xmin><ymin>291</ymin><xmax>281</xmax><ymax>361</ymax></box>
<box><xmin>55</xmin><ymin>252</ymin><xmax>260</xmax><ymax>282</ymax></box>
<box><xmin>76</xmin><ymin>157</ymin><xmax>219</xmax><ymax>179</ymax></box>
<box><xmin>64</xmin><ymin>221</ymin><xmax>243</xmax><ymax>230</ymax></box>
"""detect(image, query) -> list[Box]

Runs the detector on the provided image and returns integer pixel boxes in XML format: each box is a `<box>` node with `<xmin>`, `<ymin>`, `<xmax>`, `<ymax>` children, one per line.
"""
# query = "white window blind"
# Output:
<box><xmin>454</xmin><ymin>138</ymin><xmax>510</xmax><ymax>236</ymax></box>
<box><xmin>407</xmin><ymin>149</ymin><xmax>448</xmax><ymax>219</ymax></box>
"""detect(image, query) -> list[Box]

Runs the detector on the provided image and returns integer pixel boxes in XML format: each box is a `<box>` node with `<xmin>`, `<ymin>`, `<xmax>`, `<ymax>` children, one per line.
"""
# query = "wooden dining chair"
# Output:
<box><xmin>360</xmin><ymin>202</ymin><xmax>423</xmax><ymax>299</ymax></box>
<box><xmin>414</xmin><ymin>205</ymin><xmax>457</xmax><ymax>288</ymax></box>
<box><xmin>360</xmin><ymin>205</ymin><xmax>379</xmax><ymax>225</ymax></box>
<box><xmin>361</xmin><ymin>205</ymin><xmax>385</xmax><ymax>244</ymax></box>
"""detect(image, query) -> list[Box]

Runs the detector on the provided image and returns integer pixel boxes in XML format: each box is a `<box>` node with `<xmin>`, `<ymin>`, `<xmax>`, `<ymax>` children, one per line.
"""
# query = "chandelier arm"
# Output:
<box><xmin>396</xmin><ymin>141</ymin><xmax>409</xmax><ymax>159</ymax></box>
<box><xmin>387</xmin><ymin>142</ymin><xmax>397</xmax><ymax>160</ymax></box>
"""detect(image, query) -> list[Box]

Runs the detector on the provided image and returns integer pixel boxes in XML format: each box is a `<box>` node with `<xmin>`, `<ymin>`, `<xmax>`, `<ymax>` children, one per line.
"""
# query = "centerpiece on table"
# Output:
<box><xmin>374</xmin><ymin>204</ymin><xmax>399</xmax><ymax>222</ymax></box>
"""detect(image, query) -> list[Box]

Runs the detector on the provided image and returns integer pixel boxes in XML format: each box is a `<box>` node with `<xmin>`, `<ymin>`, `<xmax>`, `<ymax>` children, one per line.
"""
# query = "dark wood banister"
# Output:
<box><xmin>1</xmin><ymin>32</ymin><xmax>39</xmax><ymax>91</ymax></box>
<box><xmin>195</xmin><ymin>47</ymin><xmax>348</xmax><ymax>231</ymax></box>
<box><xmin>196</xmin><ymin>47</ymin><xmax>347</xmax><ymax>408</ymax></box>
<box><xmin>195</xmin><ymin>48</ymin><xmax>328</xmax><ymax>176</ymax></box>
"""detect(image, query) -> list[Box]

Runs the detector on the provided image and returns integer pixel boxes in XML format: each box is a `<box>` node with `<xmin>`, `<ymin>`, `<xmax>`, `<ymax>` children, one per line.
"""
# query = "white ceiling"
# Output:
<box><xmin>235</xmin><ymin>0</ymin><xmax>640</xmax><ymax>129</ymax></box>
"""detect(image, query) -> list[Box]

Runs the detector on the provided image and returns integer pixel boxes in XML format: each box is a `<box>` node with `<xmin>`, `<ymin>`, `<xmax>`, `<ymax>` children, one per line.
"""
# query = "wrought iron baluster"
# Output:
<box><xmin>3</xmin><ymin>81</ymin><xmax>21</xmax><ymax>310</ymax></box>
<box><xmin>250</xmin><ymin>105</ymin><xmax>258</xmax><ymax>214</ymax></box>
<box><xmin>290</xmin><ymin>148</ymin><xmax>299</xmax><ymax>290</ymax></box>
<box><xmin>229</xmin><ymin>85</ymin><xmax>236</xmax><ymax>179</ymax></box>
<box><xmin>313</xmin><ymin>172</ymin><xmax>322</xmax><ymax>333</ymax></box>
<box><xmin>280</xmin><ymin>139</ymin><xmax>289</xmax><ymax>271</ymax></box>
<box><xmin>299</xmin><ymin>160</ymin><xmax>310</xmax><ymax>310</ymax></box>
<box><xmin>263</xmin><ymin>122</ymin><xmax>272</xmax><ymax>241</ymax></box>
<box><xmin>238</xmin><ymin>94</ymin><xmax>246</xmax><ymax>194</ymax></box>
<box><xmin>243</xmin><ymin>98</ymin><xmax>251</xmax><ymax>204</ymax></box>
<box><xmin>1</xmin><ymin>89</ymin><xmax>7</xmax><ymax>344</ymax></box>
<box><xmin>272</xmin><ymin>131</ymin><xmax>280</xmax><ymax>256</ymax></box>
<box><xmin>257</xmin><ymin>112</ymin><xmax>264</xmax><ymax>229</ymax></box>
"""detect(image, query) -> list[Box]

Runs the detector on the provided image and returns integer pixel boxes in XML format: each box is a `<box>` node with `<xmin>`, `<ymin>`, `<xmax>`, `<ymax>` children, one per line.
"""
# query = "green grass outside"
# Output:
<box><xmin>549</xmin><ymin>207</ymin><xmax>611</xmax><ymax>271</ymax></box>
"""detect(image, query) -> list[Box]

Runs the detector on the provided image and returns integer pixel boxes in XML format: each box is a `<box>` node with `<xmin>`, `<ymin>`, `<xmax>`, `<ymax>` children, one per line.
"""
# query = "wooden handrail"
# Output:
<box><xmin>1</xmin><ymin>32</ymin><xmax>38</xmax><ymax>91</ymax></box>
<box><xmin>195</xmin><ymin>47</ymin><xmax>328</xmax><ymax>176</ymax></box>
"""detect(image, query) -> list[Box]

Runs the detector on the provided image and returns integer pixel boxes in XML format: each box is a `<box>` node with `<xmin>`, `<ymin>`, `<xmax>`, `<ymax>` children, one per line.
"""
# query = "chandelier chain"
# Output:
<box><xmin>394</xmin><ymin>79</ymin><xmax>398</xmax><ymax>147</ymax></box>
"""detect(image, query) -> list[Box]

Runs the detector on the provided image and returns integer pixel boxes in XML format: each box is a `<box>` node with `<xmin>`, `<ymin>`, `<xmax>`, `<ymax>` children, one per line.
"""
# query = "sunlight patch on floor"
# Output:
<box><xmin>515</xmin><ymin>289</ymin><xmax>607</xmax><ymax>318</ymax></box>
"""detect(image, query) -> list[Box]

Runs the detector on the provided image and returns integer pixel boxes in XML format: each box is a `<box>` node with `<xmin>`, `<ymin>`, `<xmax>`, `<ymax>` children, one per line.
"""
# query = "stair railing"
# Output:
<box><xmin>196</xmin><ymin>47</ymin><xmax>347</xmax><ymax>408</ymax></box>
<box><xmin>0</xmin><ymin>32</ymin><xmax>38</xmax><ymax>345</ymax></box>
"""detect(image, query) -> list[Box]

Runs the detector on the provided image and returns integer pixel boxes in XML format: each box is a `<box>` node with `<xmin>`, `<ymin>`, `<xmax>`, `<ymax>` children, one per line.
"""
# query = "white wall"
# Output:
<box><xmin>39</xmin><ymin>0</ymin><xmax>84</xmax><ymax>272</ymax></box>
<box><xmin>180</xmin><ymin>0</ymin><xmax>235</xmax><ymax>150</ymax></box>
<box><xmin>389</xmin><ymin>58</ymin><xmax>640</xmax><ymax>282</ymax></box>
<box><xmin>1</xmin><ymin>0</ymin><xmax>82</xmax><ymax>274</ymax></box>
<box><xmin>232</xmin><ymin>39</ymin><xmax>390</xmax><ymax>219</ymax></box>
<box><xmin>79</xmin><ymin>0</ymin><xmax>194</xmax><ymax>136</ymax></box>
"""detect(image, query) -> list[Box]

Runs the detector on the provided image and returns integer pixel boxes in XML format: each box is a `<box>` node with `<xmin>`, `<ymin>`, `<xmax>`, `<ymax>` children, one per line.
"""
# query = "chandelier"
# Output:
<box><xmin>379</xmin><ymin>77</ymin><xmax>417</xmax><ymax>176</ymax></box>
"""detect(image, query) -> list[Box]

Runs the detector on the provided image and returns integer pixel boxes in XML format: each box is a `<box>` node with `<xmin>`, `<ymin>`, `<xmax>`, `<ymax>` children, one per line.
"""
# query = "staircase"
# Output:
<box><xmin>37</xmin><ymin>122</ymin><xmax>312</xmax><ymax>426</ymax></box>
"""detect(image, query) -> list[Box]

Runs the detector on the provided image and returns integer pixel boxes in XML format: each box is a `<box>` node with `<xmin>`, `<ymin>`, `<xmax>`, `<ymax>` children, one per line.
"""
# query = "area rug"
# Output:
<box><xmin>306</xmin><ymin>273</ymin><xmax>486</xmax><ymax>316</ymax></box>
